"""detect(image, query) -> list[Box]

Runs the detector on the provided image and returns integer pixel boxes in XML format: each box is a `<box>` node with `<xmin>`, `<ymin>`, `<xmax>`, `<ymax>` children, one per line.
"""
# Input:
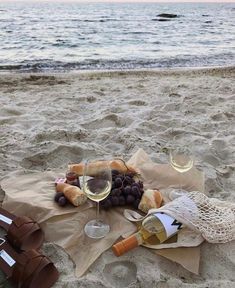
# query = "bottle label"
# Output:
<box><xmin>153</xmin><ymin>213</ymin><xmax>182</xmax><ymax>238</ymax></box>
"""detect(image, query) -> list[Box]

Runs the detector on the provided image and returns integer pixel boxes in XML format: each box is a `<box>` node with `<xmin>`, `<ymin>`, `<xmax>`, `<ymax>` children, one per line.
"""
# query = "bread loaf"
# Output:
<box><xmin>138</xmin><ymin>189</ymin><xmax>163</xmax><ymax>213</ymax></box>
<box><xmin>56</xmin><ymin>183</ymin><xmax>87</xmax><ymax>206</ymax></box>
<box><xmin>68</xmin><ymin>159</ymin><xmax>137</xmax><ymax>176</ymax></box>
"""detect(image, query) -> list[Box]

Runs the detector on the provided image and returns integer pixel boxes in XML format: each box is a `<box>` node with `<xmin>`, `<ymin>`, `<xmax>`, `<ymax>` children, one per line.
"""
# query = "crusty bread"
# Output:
<box><xmin>56</xmin><ymin>183</ymin><xmax>87</xmax><ymax>206</ymax></box>
<box><xmin>68</xmin><ymin>159</ymin><xmax>137</xmax><ymax>176</ymax></box>
<box><xmin>138</xmin><ymin>189</ymin><xmax>163</xmax><ymax>213</ymax></box>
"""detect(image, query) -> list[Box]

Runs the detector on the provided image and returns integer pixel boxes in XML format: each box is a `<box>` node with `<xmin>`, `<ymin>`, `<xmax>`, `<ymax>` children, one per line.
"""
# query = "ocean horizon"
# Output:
<box><xmin>0</xmin><ymin>1</ymin><xmax>234</xmax><ymax>72</ymax></box>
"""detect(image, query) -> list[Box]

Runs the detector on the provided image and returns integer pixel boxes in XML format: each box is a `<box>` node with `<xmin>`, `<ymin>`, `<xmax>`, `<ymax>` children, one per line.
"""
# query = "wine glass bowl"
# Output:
<box><xmin>169</xmin><ymin>146</ymin><xmax>194</xmax><ymax>173</ymax></box>
<box><xmin>83</xmin><ymin>159</ymin><xmax>112</xmax><ymax>239</ymax></box>
<box><xmin>83</xmin><ymin>172</ymin><xmax>112</xmax><ymax>202</ymax></box>
<box><xmin>169</xmin><ymin>138</ymin><xmax>194</xmax><ymax>190</ymax></box>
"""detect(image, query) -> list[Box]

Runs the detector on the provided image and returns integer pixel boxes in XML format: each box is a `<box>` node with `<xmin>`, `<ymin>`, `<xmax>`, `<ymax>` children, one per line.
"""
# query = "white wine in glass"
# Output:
<box><xmin>169</xmin><ymin>145</ymin><xmax>194</xmax><ymax>189</ymax></box>
<box><xmin>83</xmin><ymin>159</ymin><xmax>112</xmax><ymax>239</ymax></box>
<box><xmin>83</xmin><ymin>179</ymin><xmax>111</xmax><ymax>202</ymax></box>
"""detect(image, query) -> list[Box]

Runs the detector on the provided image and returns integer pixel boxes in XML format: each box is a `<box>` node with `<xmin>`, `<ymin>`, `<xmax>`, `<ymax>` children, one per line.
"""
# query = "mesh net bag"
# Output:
<box><xmin>157</xmin><ymin>191</ymin><xmax>235</xmax><ymax>243</ymax></box>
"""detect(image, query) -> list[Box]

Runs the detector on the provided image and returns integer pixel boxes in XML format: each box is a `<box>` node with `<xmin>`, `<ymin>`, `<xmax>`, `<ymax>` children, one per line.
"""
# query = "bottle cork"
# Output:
<box><xmin>112</xmin><ymin>234</ymin><xmax>140</xmax><ymax>257</ymax></box>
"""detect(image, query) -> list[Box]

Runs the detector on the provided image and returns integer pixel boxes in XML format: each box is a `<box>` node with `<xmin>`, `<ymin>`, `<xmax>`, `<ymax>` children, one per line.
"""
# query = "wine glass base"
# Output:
<box><xmin>84</xmin><ymin>219</ymin><xmax>110</xmax><ymax>239</ymax></box>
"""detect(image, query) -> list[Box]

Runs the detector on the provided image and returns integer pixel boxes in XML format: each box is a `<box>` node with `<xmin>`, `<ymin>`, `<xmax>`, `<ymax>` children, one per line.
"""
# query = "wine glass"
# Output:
<box><xmin>82</xmin><ymin>159</ymin><xmax>112</xmax><ymax>239</ymax></box>
<box><xmin>169</xmin><ymin>138</ymin><xmax>194</xmax><ymax>190</ymax></box>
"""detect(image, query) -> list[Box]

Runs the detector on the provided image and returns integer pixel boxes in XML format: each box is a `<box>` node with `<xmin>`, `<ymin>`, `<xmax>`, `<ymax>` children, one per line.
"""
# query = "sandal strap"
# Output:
<box><xmin>0</xmin><ymin>207</ymin><xmax>44</xmax><ymax>251</ymax></box>
<box><xmin>7</xmin><ymin>217</ymin><xmax>44</xmax><ymax>251</ymax></box>
<box><xmin>0</xmin><ymin>240</ymin><xmax>58</xmax><ymax>288</ymax></box>
<box><xmin>12</xmin><ymin>250</ymin><xmax>59</xmax><ymax>288</ymax></box>
<box><xmin>22</xmin><ymin>254</ymin><xmax>52</xmax><ymax>288</ymax></box>
<box><xmin>12</xmin><ymin>251</ymin><xmax>46</xmax><ymax>287</ymax></box>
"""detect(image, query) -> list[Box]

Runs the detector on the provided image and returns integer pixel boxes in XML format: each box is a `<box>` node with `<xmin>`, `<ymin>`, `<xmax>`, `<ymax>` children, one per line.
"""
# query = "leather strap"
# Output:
<box><xmin>0</xmin><ymin>238</ymin><xmax>59</xmax><ymax>288</ymax></box>
<box><xmin>12</xmin><ymin>250</ymin><xmax>46</xmax><ymax>287</ymax></box>
<box><xmin>7</xmin><ymin>217</ymin><xmax>44</xmax><ymax>251</ymax></box>
<box><xmin>0</xmin><ymin>207</ymin><xmax>44</xmax><ymax>251</ymax></box>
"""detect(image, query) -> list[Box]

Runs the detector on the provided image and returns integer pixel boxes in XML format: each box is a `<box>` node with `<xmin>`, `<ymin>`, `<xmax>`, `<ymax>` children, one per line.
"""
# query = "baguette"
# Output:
<box><xmin>68</xmin><ymin>159</ymin><xmax>137</xmax><ymax>176</ymax></box>
<box><xmin>56</xmin><ymin>183</ymin><xmax>87</xmax><ymax>206</ymax></box>
<box><xmin>138</xmin><ymin>189</ymin><xmax>163</xmax><ymax>213</ymax></box>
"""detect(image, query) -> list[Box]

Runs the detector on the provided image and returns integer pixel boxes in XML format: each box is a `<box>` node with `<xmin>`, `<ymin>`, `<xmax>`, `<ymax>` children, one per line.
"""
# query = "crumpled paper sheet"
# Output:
<box><xmin>1</xmin><ymin>148</ymin><xmax>205</xmax><ymax>275</ymax></box>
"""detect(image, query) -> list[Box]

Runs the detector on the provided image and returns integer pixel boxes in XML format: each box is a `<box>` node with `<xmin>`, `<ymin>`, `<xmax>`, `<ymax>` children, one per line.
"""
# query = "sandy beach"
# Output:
<box><xmin>0</xmin><ymin>67</ymin><xmax>234</xmax><ymax>287</ymax></box>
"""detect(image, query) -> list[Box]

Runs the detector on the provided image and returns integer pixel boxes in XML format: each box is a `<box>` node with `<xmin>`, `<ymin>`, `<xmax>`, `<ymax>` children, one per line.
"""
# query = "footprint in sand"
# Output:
<box><xmin>86</xmin><ymin>96</ymin><xmax>97</xmax><ymax>103</ymax></box>
<box><xmin>3</xmin><ymin>108</ymin><xmax>23</xmax><ymax>116</ymax></box>
<box><xmin>25</xmin><ymin>75</ymin><xmax>56</xmax><ymax>81</ymax></box>
<box><xmin>21</xmin><ymin>145</ymin><xmax>84</xmax><ymax>170</ymax></box>
<box><xmin>23</xmin><ymin>75</ymin><xmax>67</xmax><ymax>85</ymax></box>
<box><xmin>33</xmin><ymin>128</ymin><xmax>88</xmax><ymax>143</ymax></box>
<box><xmin>0</xmin><ymin>117</ymin><xmax>17</xmax><ymax>125</ymax></box>
<box><xmin>103</xmin><ymin>261</ymin><xmax>137</xmax><ymax>288</ymax></box>
<box><xmin>94</xmin><ymin>90</ymin><xmax>105</xmax><ymax>96</ymax></box>
<box><xmin>127</xmin><ymin>100</ymin><xmax>147</xmax><ymax>106</ymax></box>
<box><xmin>84</xmin><ymin>114</ymin><xmax>131</xmax><ymax>129</ymax></box>
<box><xmin>169</xmin><ymin>92</ymin><xmax>182</xmax><ymax>98</ymax></box>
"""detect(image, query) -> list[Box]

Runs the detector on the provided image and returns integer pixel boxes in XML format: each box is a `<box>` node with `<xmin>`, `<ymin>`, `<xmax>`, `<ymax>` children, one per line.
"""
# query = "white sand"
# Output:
<box><xmin>0</xmin><ymin>67</ymin><xmax>234</xmax><ymax>287</ymax></box>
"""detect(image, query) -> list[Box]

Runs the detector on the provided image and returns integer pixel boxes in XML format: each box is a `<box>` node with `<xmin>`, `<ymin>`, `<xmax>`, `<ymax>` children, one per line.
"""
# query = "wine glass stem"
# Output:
<box><xmin>96</xmin><ymin>201</ymin><xmax>100</xmax><ymax>223</ymax></box>
<box><xmin>179</xmin><ymin>172</ymin><xmax>183</xmax><ymax>190</ymax></box>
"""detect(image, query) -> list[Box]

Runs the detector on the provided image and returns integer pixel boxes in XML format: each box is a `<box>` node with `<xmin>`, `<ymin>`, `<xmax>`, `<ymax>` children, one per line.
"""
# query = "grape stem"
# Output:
<box><xmin>114</xmin><ymin>158</ymin><xmax>141</xmax><ymax>178</ymax></box>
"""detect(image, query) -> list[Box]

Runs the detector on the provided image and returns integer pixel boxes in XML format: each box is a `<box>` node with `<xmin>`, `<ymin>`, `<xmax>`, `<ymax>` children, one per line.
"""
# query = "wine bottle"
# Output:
<box><xmin>112</xmin><ymin>212</ymin><xmax>182</xmax><ymax>256</ymax></box>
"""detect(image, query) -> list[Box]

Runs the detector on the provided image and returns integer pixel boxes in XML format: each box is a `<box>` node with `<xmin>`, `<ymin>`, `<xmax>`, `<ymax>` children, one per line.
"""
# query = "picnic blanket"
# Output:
<box><xmin>1</xmin><ymin>149</ymin><xmax>205</xmax><ymax>276</ymax></box>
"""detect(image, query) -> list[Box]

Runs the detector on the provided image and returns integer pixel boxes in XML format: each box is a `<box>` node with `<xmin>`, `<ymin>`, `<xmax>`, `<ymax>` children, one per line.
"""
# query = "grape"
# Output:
<box><xmin>121</xmin><ymin>176</ymin><xmax>126</xmax><ymax>182</ymax></box>
<box><xmin>138</xmin><ymin>181</ymin><xmax>144</xmax><ymax>189</ymax></box>
<box><xmin>123</xmin><ymin>186</ymin><xmax>131</xmax><ymax>196</ymax></box>
<box><xmin>112</xmin><ymin>170</ymin><xmax>120</xmax><ymax>176</ymax></box>
<box><xmin>133</xmin><ymin>199</ymin><xmax>141</xmax><ymax>210</ymax></box>
<box><xmin>58</xmin><ymin>196</ymin><xmax>67</xmax><ymax>207</ymax></box>
<box><xmin>125</xmin><ymin>176</ymin><xmax>134</xmax><ymax>184</ymax></box>
<box><xmin>100</xmin><ymin>200</ymin><xmax>106</xmax><ymax>207</ymax></box>
<box><xmin>110</xmin><ymin>189</ymin><xmax>116</xmax><ymax>196</ymax></box>
<box><xmin>127</xmin><ymin>172</ymin><xmax>136</xmax><ymax>178</ymax></box>
<box><xmin>132</xmin><ymin>183</ymin><xmax>140</xmax><ymax>189</ymax></box>
<box><xmin>101</xmin><ymin>170</ymin><xmax>144</xmax><ymax>210</ymax></box>
<box><xmin>103</xmin><ymin>199</ymin><xmax>112</xmax><ymax>210</ymax></box>
<box><xmin>131</xmin><ymin>186</ymin><xmax>140</xmax><ymax>198</ymax></box>
<box><xmin>119</xmin><ymin>196</ymin><xmax>126</xmax><ymax>206</ymax></box>
<box><xmin>126</xmin><ymin>195</ymin><xmax>135</xmax><ymax>204</ymax></box>
<box><xmin>111</xmin><ymin>196</ymin><xmax>119</xmax><ymax>206</ymax></box>
<box><xmin>140</xmin><ymin>189</ymin><xmax>144</xmax><ymax>195</ymax></box>
<box><xmin>54</xmin><ymin>192</ymin><xmax>64</xmax><ymax>202</ymax></box>
<box><xmin>114</xmin><ymin>177</ymin><xmax>123</xmax><ymax>188</ymax></box>
<box><xmin>116</xmin><ymin>189</ymin><xmax>122</xmax><ymax>197</ymax></box>
<box><xmin>111</xmin><ymin>188</ymin><xmax>122</xmax><ymax>197</ymax></box>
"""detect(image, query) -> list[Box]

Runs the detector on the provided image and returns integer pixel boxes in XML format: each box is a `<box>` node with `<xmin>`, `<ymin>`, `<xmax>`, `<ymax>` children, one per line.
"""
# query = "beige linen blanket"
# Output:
<box><xmin>1</xmin><ymin>149</ymin><xmax>204</xmax><ymax>276</ymax></box>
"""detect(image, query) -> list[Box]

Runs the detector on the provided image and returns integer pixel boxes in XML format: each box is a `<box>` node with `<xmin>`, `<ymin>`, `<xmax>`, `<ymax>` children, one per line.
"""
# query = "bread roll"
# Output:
<box><xmin>68</xmin><ymin>159</ymin><xmax>137</xmax><ymax>176</ymax></box>
<box><xmin>56</xmin><ymin>183</ymin><xmax>87</xmax><ymax>206</ymax></box>
<box><xmin>138</xmin><ymin>189</ymin><xmax>163</xmax><ymax>213</ymax></box>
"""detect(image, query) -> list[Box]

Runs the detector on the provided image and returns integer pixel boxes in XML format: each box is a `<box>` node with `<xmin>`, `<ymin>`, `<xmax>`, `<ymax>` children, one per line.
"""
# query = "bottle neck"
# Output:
<box><xmin>112</xmin><ymin>227</ymin><xmax>153</xmax><ymax>256</ymax></box>
<box><xmin>138</xmin><ymin>227</ymin><xmax>153</xmax><ymax>243</ymax></box>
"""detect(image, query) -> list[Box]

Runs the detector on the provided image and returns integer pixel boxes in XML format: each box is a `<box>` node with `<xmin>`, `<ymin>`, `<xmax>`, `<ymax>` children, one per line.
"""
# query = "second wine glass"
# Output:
<box><xmin>169</xmin><ymin>140</ymin><xmax>194</xmax><ymax>190</ymax></box>
<box><xmin>83</xmin><ymin>159</ymin><xmax>112</xmax><ymax>239</ymax></box>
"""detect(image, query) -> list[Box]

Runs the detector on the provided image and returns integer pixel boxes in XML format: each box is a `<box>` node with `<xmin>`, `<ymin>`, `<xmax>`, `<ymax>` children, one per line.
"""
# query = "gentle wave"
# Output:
<box><xmin>0</xmin><ymin>2</ymin><xmax>234</xmax><ymax>72</ymax></box>
<box><xmin>0</xmin><ymin>52</ymin><xmax>234</xmax><ymax>72</ymax></box>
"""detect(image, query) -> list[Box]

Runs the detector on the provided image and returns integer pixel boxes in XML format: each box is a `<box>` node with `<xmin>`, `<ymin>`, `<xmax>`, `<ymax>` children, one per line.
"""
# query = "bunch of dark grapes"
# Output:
<box><xmin>100</xmin><ymin>170</ymin><xmax>144</xmax><ymax>210</ymax></box>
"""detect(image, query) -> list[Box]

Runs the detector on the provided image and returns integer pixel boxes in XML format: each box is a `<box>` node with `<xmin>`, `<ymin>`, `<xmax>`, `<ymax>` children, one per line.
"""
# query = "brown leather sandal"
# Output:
<box><xmin>0</xmin><ymin>238</ymin><xmax>59</xmax><ymax>288</ymax></box>
<box><xmin>0</xmin><ymin>207</ymin><xmax>44</xmax><ymax>251</ymax></box>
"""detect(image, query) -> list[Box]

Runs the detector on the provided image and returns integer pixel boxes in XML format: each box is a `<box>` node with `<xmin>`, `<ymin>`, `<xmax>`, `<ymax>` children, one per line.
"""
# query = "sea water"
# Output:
<box><xmin>0</xmin><ymin>2</ymin><xmax>234</xmax><ymax>71</ymax></box>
